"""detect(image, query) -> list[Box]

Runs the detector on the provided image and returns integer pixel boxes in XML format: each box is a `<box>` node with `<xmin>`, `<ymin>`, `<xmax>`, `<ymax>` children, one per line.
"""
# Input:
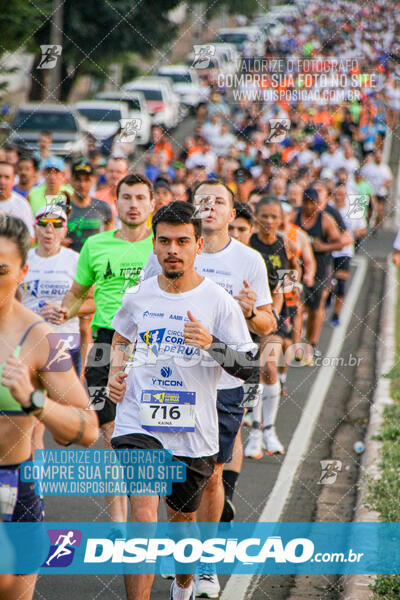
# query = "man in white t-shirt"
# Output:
<box><xmin>0</xmin><ymin>162</ymin><xmax>34</xmax><ymax>238</ymax></box>
<box><xmin>330</xmin><ymin>185</ymin><xmax>367</xmax><ymax>327</ymax></box>
<box><xmin>144</xmin><ymin>180</ymin><xmax>276</xmax><ymax>597</ymax></box>
<box><xmin>360</xmin><ymin>150</ymin><xmax>393</xmax><ymax>194</ymax></box>
<box><xmin>108</xmin><ymin>202</ymin><xmax>259</xmax><ymax>600</ymax></box>
<box><xmin>320</xmin><ymin>141</ymin><xmax>346</xmax><ymax>172</ymax></box>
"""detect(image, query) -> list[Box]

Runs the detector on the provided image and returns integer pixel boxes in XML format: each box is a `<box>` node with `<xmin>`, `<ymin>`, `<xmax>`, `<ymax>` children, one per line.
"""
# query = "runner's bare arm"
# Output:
<box><xmin>62</xmin><ymin>280</ymin><xmax>93</xmax><ymax>319</ymax></box>
<box><xmin>234</xmin><ymin>280</ymin><xmax>276</xmax><ymax>335</ymax></box>
<box><xmin>299</xmin><ymin>229</ymin><xmax>316</xmax><ymax>287</ymax></box>
<box><xmin>2</xmin><ymin>323</ymin><xmax>98</xmax><ymax>447</ymax></box>
<box><xmin>313</xmin><ymin>213</ymin><xmax>343</xmax><ymax>252</ymax></box>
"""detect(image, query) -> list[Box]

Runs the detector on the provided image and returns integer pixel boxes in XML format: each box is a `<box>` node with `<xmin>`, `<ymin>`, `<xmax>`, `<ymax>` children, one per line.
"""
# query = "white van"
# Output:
<box><xmin>123</xmin><ymin>77</ymin><xmax>180</xmax><ymax>129</ymax></box>
<box><xmin>215</xmin><ymin>27</ymin><xmax>266</xmax><ymax>57</ymax></box>
<box><xmin>95</xmin><ymin>91</ymin><xmax>151</xmax><ymax>145</ymax></box>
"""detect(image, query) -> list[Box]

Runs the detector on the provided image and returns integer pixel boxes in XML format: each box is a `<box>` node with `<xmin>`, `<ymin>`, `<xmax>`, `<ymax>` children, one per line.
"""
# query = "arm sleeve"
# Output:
<box><xmin>206</xmin><ymin>336</ymin><xmax>260</xmax><ymax>383</ymax></box>
<box><xmin>74</xmin><ymin>239</ymin><xmax>95</xmax><ymax>286</ymax></box>
<box><xmin>111</xmin><ymin>293</ymin><xmax>138</xmax><ymax>343</ymax></box>
<box><xmin>210</xmin><ymin>293</ymin><xmax>259</xmax><ymax>383</ymax></box>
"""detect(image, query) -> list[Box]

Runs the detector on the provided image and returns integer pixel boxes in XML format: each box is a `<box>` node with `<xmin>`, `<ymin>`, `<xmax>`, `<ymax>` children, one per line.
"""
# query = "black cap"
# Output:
<box><xmin>72</xmin><ymin>159</ymin><xmax>94</xmax><ymax>176</ymax></box>
<box><xmin>154</xmin><ymin>178</ymin><xmax>172</xmax><ymax>192</ymax></box>
<box><xmin>303</xmin><ymin>187</ymin><xmax>319</xmax><ymax>202</ymax></box>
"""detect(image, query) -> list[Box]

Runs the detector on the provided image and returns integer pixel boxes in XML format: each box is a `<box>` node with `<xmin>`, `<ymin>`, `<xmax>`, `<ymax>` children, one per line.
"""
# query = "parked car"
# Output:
<box><xmin>95</xmin><ymin>91</ymin><xmax>151</xmax><ymax>145</ymax></box>
<box><xmin>268</xmin><ymin>5</ymin><xmax>301</xmax><ymax>20</ymax></box>
<box><xmin>186</xmin><ymin>53</ymin><xmax>222</xmax><ymax>87</ymax></box>
<box><xmin>8</xmin><ymin>103</ymin><xmax>87</xmax><ymax>157</ymax></box>
<box><xmin>215</xmin><ymin>27</ymin><xmax>266</xmax><ymax>57</ymax></box>
<box><xmin>122</xmin><ymin>77</ymin><xmax>180</xmax><ymax>129</ymax></box>
<box><xmin>75</xmin><ymin>100</ymin><xmax>128</xmax><ymax>140</ymax></box>
<box><xmin>156</xmin><ymin>64</ymin><xmax>205</xmax><ymax>114</ymax></box>
<box><xmin>212</xmin><ymin>43</ymin><xmax>241</xmax><ymax>75</ymax></box>
<box><xmin>75</xmin><ymin>100</ymin><xmax>136</xmax><ymax>157</ymax></box>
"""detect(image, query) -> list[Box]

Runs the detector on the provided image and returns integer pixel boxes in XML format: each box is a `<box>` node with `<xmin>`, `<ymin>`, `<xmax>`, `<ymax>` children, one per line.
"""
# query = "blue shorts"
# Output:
<box><xmin>0</xmin><ymin>463</ymin><xmax>43</xmax><ymax>522</ymax></box>
<box><xmin>217</xmin><ymin>387</ymin><xmax>244</xmax><ymax>464</ymax></box>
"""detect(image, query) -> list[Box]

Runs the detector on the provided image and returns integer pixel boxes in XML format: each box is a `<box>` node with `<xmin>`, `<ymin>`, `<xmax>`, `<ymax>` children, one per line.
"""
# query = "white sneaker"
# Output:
<box><xmin>263</xmin><ymin>426</ymin><xmax>285</xmax><ymax>455</ymax></box>
<box><xmin>195</xmin><ymin>564</ymin><xmax>220</xmax><ymax>598</ymax></box>
<box><xmin>244</xmin><ymin>428</ymin><xmax>263</xmax><ymax>459</ymax></box>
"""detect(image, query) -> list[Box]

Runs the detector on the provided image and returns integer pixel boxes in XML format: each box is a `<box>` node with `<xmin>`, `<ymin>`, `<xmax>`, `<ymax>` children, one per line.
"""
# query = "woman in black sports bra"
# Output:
<box><xmin>0</xmin><ymin>216</ymin><xmax>98</xmax><ymax>599</ymax></box>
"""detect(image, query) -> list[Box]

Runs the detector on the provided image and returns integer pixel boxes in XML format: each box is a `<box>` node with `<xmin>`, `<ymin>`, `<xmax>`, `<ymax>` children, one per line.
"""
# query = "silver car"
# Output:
<box><xmin>8</xmin><ymin>103</ymin><xmax>88</xmax><ymax>157</ymax></box>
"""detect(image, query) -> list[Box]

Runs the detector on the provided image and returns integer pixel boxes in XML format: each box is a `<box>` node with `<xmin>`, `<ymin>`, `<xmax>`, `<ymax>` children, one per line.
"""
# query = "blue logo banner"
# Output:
<box><xmin>1</xmin><ymin>522</ymin><xmax>400</xmax><ymax>575</ymax></box>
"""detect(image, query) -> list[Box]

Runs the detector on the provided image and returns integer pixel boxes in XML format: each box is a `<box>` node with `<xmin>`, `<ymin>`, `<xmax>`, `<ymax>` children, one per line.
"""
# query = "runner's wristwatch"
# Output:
<box><xmin>246</xmin><ymin>307</ymin><xmax>257</xmax><ymax>320</ymax></box>
<box><xmin>22</xmin><ymin>390</ymin><xmax>46</xmax><ymax>416</ymax></box>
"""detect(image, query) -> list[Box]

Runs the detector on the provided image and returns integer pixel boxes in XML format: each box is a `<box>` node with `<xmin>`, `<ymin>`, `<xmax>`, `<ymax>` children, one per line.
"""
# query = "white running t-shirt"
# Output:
<box><xmin>112</xmin><ymin>276</ymin><xmax>255</xmax><ymax>458</ymax></box>
<box><xmin>0</xmin><ymin>192</ymin><xmax>34</xmax><ymax>236</ymax></box>
<box><xmin>144</xmin><ymin>238</ymin><xmax>272</xmax><ymax>389</ymax></box>
<box><xmin>21</xmin><ymin>247</ymin><xmax>80</xmax><ymax>348</ymax></box>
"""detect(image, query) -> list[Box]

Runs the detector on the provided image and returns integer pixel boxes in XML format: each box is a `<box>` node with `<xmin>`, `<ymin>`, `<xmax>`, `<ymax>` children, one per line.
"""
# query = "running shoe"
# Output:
<box><xmin>195</xmin><ymin>564</ymin><xmax>220</xmax><ymax>598</ymax></box>
<box><xmin>330</xmin><ymin>317</ymin><xmax>341</xmax><ymax>328</ymax></box>
<box><xmin>312</xmin><ymin>345</ymin><xmax>322</xmax><ymax>358</ymax></box>
<box><xmin>280</xmin><ymin>382</ymin><xmax>288</xmax><ymax>397</ymax></box>
<box><xmin>244</xmin><ymin>428</ymin><xmax>263</xmax><ymax>459</ymax></box>
<box><xmin>263</xmin><ymin>426</ymin><xmax>285</xmax><ymax>455</ymax></box>
<box><xmin>220</xmin><ymin>497</ymin><xmax>236</xmax><ymax>523</ymax></box>
<box><xmin>300</xmin><ymin>345</ymin><xmax>315</xmax><ymax>366</ymax></box>
<box><xmin>170</xmin><ymin>581</ymin><xmax>194</xmax><ymax>599</ymax></box>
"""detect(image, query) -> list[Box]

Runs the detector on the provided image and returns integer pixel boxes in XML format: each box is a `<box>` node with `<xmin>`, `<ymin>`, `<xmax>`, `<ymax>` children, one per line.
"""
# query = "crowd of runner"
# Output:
<box><xmin>1</xmin><ymin>0</ymin><xmax>400</xmax><ymax>598</ymax></box>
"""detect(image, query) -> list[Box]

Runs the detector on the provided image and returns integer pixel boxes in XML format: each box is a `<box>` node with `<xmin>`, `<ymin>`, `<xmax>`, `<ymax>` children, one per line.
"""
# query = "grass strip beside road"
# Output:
<box><xmin>366</xmin><ymin>268</ymin><xmax>400</xmax><ymax>598</ymax></box>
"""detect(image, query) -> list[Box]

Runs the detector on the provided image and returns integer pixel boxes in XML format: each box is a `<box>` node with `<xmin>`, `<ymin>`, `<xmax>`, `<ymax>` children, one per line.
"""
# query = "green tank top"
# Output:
<box><xmin>0</xmin><ymin>321</ymin><xmax>43</xmax><ymax>415</ymax></box>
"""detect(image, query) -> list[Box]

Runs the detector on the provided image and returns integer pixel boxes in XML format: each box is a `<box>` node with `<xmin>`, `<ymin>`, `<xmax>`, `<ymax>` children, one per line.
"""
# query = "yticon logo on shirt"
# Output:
<box><xmin>152</xmin><ymin>366</ymin><xmax>183</xmax><ymax>387</ymax></box>
<box><xmin>42</xmin><ymin>529</ymin><xmax>82</xmax><ymax>568</ymax></box>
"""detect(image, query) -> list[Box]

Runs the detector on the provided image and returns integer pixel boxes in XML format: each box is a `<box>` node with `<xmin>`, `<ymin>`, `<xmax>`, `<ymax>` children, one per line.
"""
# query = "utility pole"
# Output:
<box><xmin>50</xmin><ymin>0</ymin><xmax>64</xmax><ymax>100</ymax></box>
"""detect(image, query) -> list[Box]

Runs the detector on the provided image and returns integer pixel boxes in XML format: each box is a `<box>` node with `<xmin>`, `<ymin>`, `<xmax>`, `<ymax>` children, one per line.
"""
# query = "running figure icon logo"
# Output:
<box><xmin>119</xmin><ymin>118</ymin><xmax>142</xmax><ymax>142</ymax></box>
<box><xmin>346</xmin><ymin>194</ymin><xmax>369</xmax><ymax>220</ymax></box>
<box><xmin>318</xmin><ymin>460</ymin><xmax>342</xmax><ymax>485</ymax></box>
<box><xmin>42</xmin><ymin>529</ymin><xmax>82</xmax><ymax>567</ymax></box>
<box><xmin>42</xmin><ymin>334</ymin><xmax>80</xmax><ymax>372</ymax></box>
<box><xmin>266</xmin><ymin>119</ymin><xmax>291</xmax><ymax>143</ymax></box>
<box><xmin>192</xmin><ymin>44</ymin><xmax>216</xmax><ymax>69</ymax></box>
<box><xmin>37</xmin><ymin>45</ymin><xmax>62</xmax><ymax>69</ymax></box>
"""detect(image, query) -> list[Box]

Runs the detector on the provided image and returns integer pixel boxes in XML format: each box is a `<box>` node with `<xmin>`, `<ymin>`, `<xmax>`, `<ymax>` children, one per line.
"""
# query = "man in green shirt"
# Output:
<box><xmin>354</xmin><ymin>169</ymin><xmax>374</xmax><ymax>222</ymax></box>
<box><xmin>46</xmin><ymin>173</ymin><xmax>154</xmax><ymax>522</ymax></box>
<box><xmin>28</xmin><ymin>156</ymin><xmax>74</xmax><ymax>215</ymax></box>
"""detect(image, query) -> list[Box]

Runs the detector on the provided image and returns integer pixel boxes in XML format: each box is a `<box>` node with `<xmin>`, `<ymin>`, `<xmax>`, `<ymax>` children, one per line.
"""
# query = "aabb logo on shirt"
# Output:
<box><xmin>42</xmin><ymin>529</ymin><xmax>82</xmax><ymax>568</ymax></box>
<box><xmin>139</xmin><ymin>328</ymin><xmax>166</xmax><ymax>357</ymax></box>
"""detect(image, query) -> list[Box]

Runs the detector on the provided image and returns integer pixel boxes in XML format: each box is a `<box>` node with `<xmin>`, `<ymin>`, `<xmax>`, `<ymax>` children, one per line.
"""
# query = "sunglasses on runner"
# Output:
<box><xmin>35</xmin><ymin>217</ymin><xmax>66</xmax><ymax>228</ymax></box>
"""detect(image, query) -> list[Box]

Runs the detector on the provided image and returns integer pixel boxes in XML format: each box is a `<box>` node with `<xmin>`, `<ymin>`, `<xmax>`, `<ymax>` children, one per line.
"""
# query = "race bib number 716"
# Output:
<box><xmin>140</xmin><ymin>390</ymin><xmax>196</xmax><ymax>432</ymax></box>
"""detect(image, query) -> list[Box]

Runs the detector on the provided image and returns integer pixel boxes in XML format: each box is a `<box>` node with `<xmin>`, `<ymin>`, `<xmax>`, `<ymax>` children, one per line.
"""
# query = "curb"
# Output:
<box><xmin>340</xmin><ymin>257</ymin><xmax>396</xmax><ymax>600</ymax></box>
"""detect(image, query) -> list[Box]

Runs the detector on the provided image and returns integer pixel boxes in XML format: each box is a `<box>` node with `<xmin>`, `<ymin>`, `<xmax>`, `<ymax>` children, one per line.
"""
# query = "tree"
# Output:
<box><xmin>0</xmin><ymin>0</ymin><xmax>52</xmax><ymax>53</ymax></box>
<box><xmin>30</xmin><ymin>0</ymin><xmax>182</xmax><ymax>101</ymax></box>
